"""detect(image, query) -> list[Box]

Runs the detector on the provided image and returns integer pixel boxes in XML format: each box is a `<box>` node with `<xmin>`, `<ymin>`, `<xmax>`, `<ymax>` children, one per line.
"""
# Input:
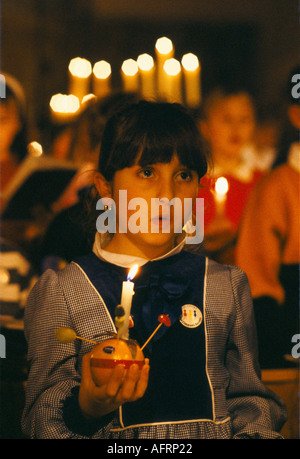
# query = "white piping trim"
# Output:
<box><xmin>203</xmin><ymin>257</ymin><xmax>216</xmax><ymax>421</ymax></box>
<box><xmin>111</xmin><ymin>416</ymin><xmax>231</xmax><ymax>432</ymax></box>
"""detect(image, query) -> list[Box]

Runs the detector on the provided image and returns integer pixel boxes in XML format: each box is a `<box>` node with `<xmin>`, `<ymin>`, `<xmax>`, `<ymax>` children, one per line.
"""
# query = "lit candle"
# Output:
<box><xmin>118</xmin><ymin>264</ymin><xmax>139</xmax><ymax>339</ymax></box>
<box><xmin>93</xmin><ymin>60</ymin><xmax>111</xmax><ymax>99</ymax></box>
<box><xmin>28</xmin><ymin>141</ymin><xmax>43</xmax><ymax>157</ymax></box>
<box><xmin>155</xmin><ymin>37</ymin><xmax>174</xmax><ymax>100</ymax></box>
<box><xmin>68</xmin><ymin>57</ymin><xmax>92</xmax><ymax>102</ymax></box>
<box><xmin>163</xmin><ymin>58</ymin><xmax>182</xmax><ymax>104</ymax></box>
<box><xmin>214</xmin><ymin>177</ymin><xmax>229</xmax><ymax>218</ymax></box>
<box><xmin>121</xmin><ymin>59</ymin><xmax>139</xmax><ymax>93</ymax></box>
<box><xmin>82</xmin><ymin>94</ymin><xmax>97</xmax><ymax>104</ymax></box>
<box><xmin>181</xmin><ymin>53</ymin><xmax>201</xmax><ymax>108</ymax></box>
<box><xmin>137</xmin><ymin>53</ymin><xmax>156</xmax><ymax>100</ymax></box>
<box><xmin>49</xmin><ymin>93</ymin><xmax>80</xmax><ymax>124</ymax></box>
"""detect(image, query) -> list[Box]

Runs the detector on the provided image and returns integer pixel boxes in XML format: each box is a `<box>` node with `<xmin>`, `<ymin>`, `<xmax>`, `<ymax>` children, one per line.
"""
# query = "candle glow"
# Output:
<box><xmin>155</xmin><ymin>37</ymin><xmax>173</xmax><ymax>56</ymax></box>
<box><xmin>121</xmin><ymin>59</ymin><xmax>139</xmax><ymax>93</ymax></box>
<box><xmin>93</xmin><ymin>60</ymin><xmax>111</xmax><ymax>98</ymax></box>
<box><xmin>28</xmin><ymin>141</ymin><xmax>43</xmax><ymax>157</ymax></box>
<box><xmin>181</xmin><ymin>53</ymin><xmax>201</xmax><ymax>108</ymax></box>
<box><xmin>162</xmin><ymin>58</ymin><xmax>182</xmax><ymax>103</ymax></box>
<box><xmin>69</xmin><ymin>58</ymin><xmax>92</xmax><ymax>78</ymax></box>
<box><xmin>50</xmin><ymin>94</ymin><xmax>80</xmax><ymax>123</ymax></box>
<box><xmin>215</xmin><ymin>177</ymin><xmax>229</xmax><ymax>200</ymax></box>
<box><xmin>93</xmin><ymin>60</ymin><xmax>111</xmax><ymax>79</ymax></box>
<box><xmin>155</xmin><ymin>37</ymin><xmax>174</xmax><ymax>100</ymax></box>
<box><xmin>68</xmin><ymin>57</ymin><xmax>92</xmax><ymax>102</ymax></box>
<box><xmin>127</xmin><ymin>264</ymin><xmax>139</xmax><ymax>281</ymax></box>
<box><xmin>137</xmin><ymin>53</ymin><xmax>155</xmax><ymax>100</ymax></box>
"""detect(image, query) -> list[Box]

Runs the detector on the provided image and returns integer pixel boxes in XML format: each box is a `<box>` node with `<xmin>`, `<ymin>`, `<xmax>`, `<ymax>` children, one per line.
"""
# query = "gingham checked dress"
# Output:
<box><xmin>21</xmin><ymin>239</ymin><xmax>287</xmax><ymax>439</ymax></box>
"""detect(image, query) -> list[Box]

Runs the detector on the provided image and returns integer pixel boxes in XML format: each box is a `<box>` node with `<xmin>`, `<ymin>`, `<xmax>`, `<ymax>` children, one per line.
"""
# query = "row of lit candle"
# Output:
<box><xmin>50</xmin><ymin>37</ymin><xmax>201</xmax><ymax>123</ymax></box>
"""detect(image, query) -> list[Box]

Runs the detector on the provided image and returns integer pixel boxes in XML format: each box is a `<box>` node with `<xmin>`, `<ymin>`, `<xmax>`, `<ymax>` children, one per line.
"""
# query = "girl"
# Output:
<box><xmin>22</xmin><ymin>101</ymin><xmax>286</xmax><ymax>439</ymax></box>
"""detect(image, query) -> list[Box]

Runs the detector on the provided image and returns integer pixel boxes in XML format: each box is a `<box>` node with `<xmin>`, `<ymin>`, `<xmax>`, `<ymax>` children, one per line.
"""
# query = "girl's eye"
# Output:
<box><xmin>138</xmin><ymin>168</ymin><xmax>154</xmax><ymax>179</ymax></box>
<box><xmin>177</xmin><ymin>170</ymin><xmax>193</xmax><ymax>182</ymax></box>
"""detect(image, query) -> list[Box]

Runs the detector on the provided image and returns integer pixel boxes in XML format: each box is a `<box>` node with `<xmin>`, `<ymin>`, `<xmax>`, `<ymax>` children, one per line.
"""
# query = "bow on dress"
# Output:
<box><xmin>132</xmin><ymin>272</ymin><xmax>192</xmax><ymax>350</ymax></box>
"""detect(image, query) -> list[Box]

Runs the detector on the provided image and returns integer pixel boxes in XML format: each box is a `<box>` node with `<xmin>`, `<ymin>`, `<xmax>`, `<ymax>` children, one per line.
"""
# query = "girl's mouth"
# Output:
<box><xmin>151</xmin><ymin>215</ymin><xmax>171</xmax><ymax>228</ymax></box>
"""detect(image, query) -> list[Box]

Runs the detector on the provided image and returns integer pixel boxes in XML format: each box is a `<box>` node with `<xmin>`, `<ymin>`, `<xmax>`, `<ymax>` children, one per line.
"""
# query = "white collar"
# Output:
<box><xmin>210</xmin><ymin>150</ymin><xmax>256</xmax><ymax>182</ymax></box>
<box><xmin>288</xmin><ymin>142</ymin><xmax>300</xmax><ymax>172</ymax></box>
<box><xmin>92</xmin><ymin>231</ymin><xmax>186</xmax><ymax>268</ymax></box>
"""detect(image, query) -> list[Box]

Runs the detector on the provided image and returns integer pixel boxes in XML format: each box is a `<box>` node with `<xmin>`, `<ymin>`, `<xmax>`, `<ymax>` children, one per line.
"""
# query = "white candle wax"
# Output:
<box><xmin>155</xmin><ymin>37</ymin><xmax>174</xmax><ymax>100</ymax></box>
<box><xmin>137</xmin><ymin>53</ymin><xmax>156</xmax><ymax>100</ymax></box>
<box><xmin>68</xmin><ymin>57</ymin><xmax>92</xmax><ymax>102</ymax></box>
<box><xmin>181</xmin><ymin>53</ymin><xmax>201</xmax><ymax>108</ymax></box>
<box><xmin>93</xmin><ymin>60</ymin><xmax>111</xmax><ymax>99</ymax></box>
<box><xmin>121</xmin><ymin>59</ymin><xmax>139</xmax><ymax>93</ymax></box>
<box><xmin>118</xmin><ymin>265</ymin><xmax>138</xmax><ymax>339</ymax></box>
<box><xmin>214</xmin><ymin>177</ymin><xmax>229</xmax><ymax>218</ymax></box>
<box><xmin>163</xmin><ymin>58</ymin><xmax>182</xmax><ymax>104</ymax></box>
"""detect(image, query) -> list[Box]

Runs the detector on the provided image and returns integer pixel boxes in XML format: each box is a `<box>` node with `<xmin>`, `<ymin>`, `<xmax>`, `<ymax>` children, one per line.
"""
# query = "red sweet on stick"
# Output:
<box><xmin>158</xmin><ymin>314</ymin><xmax>171</xmax><ymax>326</ymax></box>
<box><xmin>140</xmin><ymin>314</ymin><xmax>171</xmax><ymax>351</ymax></box>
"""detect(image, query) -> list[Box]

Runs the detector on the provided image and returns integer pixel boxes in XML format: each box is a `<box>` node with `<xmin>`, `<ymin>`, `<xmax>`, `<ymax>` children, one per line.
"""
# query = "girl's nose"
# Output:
<box><xmin>157</xmin><ymin>179</ymin><xmax>176</xmax><ymax>202</ymax></box>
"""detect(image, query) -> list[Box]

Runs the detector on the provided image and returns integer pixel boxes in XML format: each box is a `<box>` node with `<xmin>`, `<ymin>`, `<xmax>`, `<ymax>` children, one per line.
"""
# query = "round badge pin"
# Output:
<box><xmin>180</xmin><ymin>304</ymin><xmax>203</xmax><ymax>328</ymax></box>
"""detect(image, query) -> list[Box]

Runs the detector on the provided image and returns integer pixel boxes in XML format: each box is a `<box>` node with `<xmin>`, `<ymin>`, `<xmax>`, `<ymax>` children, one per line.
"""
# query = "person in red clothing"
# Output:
<box><xmin>0</xmin><ymin>74</ymin><xmax>29</xmax><ymax>197</ymax></box>
<box><xmin>197</xmin><ymin>87</ymin><xmax>263</xmax><ymax>263</ymax></box>
<box><xmin>235</xmin><ymin>64</ymin><xmax>300</xmax><ymax>369</ymax></box>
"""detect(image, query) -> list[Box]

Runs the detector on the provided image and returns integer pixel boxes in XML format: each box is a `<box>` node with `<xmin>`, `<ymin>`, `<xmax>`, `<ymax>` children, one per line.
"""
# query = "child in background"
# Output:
<box><xmin>0</xmin><ymin>73</ymin><xmax>29</xmax><ymax>198</ymax></box>
<box><xmin>22</xmin><ymin>101</ymin><xmax>286</xmax><ymax>439</ymax></box>
<box><xmin>235</xmin><ymin>65</ymin><xmax>300</xmax><ymax>369</ymax></box>
<box><xmin>198</xmin><ymin>88</ymin><xmax>263</xmax><ymax>263</ymax></box>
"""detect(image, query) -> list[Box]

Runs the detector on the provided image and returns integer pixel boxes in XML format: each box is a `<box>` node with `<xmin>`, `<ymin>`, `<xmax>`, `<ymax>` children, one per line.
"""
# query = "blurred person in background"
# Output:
<box><xmin>235</xmin><ymin>64</ymin><xmax>300</xmax><ymax>369</ymax></box>
<box><xmin>197</xmin><ymin>87</ymin><xmax>264</xmax><ymax>263</ymax></box>
<box><xmin>0</xmin><ymin>73</ymin><xmax>29</xmax><ymax>199</ymax></box>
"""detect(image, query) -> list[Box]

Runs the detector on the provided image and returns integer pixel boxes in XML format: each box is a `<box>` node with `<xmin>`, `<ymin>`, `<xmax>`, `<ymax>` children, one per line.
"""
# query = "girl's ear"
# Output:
<box><xmin>94</xmin><ymin>172</ymin><xmax>112</xmax><ymax>198</ymax></box>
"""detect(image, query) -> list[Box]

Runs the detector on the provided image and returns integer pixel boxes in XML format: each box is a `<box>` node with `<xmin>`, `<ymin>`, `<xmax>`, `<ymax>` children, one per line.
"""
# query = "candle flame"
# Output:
<box><xmin>137</xmin><ymin>53</ymin><xmax>154</xmax><ymax>71</ymax></box>
<box><xmin>155</xmin><ymin>37</ymin><xmax>173</xmax><ymax>55</ymax></box>
<box><xmin>163</xmin><ymin>58</ymin><xmax>181</xmax><ymax>76</ymax></box>
<box><xmin>82</xmin><ymin>94</ymin><xmax>97</xmax><ymax>104</ymax></box>
<box><xmin>93</xmin><ymin>60</ymin><xmax>111</xmax><ymax>79</ymax></box>
<box><xmin>181</xmin><ymin>53</ymin><xmax>200</xmax><ymax>72</ymax></box>
<box><xmin>127</xmin><ymin>264</ymin><xmax>139</xmax><ymax>281</ymax></box>
<box><xmin>28</xmin><ymin>141</ymin><xmax>43</xmax><ymax>157</ymax></box>
<box><xmin>215</xmin><ymin>177</ymin><xmax>229</xmax><ymax>196</ymax></box>
<box><xmin>121</xmin><ymin>59</ymin><xmax>139</xmax><ymax>76</ymax></box>
<box><xmin>68</xmin><ymin>58</ymin><xmax>92</xmax><ymax>78</ymax></box>
<box><xmin>50</xmin><ymin>94</ymin><xmax>80</xmax><ymax>114</ymax></box>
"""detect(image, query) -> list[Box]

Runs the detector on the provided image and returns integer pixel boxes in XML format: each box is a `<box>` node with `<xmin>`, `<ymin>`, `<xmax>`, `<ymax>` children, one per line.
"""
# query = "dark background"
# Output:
<box><xmin>1</xmin><ymin>0</ymin><xmax>299</xmax><ymax>138</ymax></box>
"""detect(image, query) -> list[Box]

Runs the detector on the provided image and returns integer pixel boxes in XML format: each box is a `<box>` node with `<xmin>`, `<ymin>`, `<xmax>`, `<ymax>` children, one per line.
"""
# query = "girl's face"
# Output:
<box><xmin>201</xmin><ymin>94</ymin><xmax>255</xmax><ymax>159</ymax></box>
<box><xmin>0</xmin><ymin>99</ymin><xmax>21</xmax><ymax>159</ymax></box>
<box><xmin>95</xmin><ymin>155</ymin><xmax>199</xmax><ymax>259</ymax></box>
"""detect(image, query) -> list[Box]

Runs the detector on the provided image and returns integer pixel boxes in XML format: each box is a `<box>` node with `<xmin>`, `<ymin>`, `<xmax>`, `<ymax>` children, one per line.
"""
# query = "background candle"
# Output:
<box><xmin>181</xmin><ymin>53</ymin><xmax>201</xmax><ymax>108</ymax></box>
<box><xmin>118</xmin><ymin>265</ymin><xmax>139</xmax><ymax>339</ymax></box>
<box><xmin>163</xmin><ymin>58</ymin><xmax>182</xmax><ymax>104</ymax></box>
<box><xmin>137</xmin><ymin>53</ymin><xmax>155</xmax><ymax>100</ymax></box>
<box><xmin>155</xmin><ymin>37</ymin><xmax>174</xmax><ymax>100</ymax></box>
<box><xmin>93</xmin><ymin>60</ymin><xmax>111</xmax><ymax>99</ymax></box>
<box><xmin>121</xmin><ymin>59</ymin><xmax>139</xmax><ymax>93</ymax></box>
<box><xmin>214</xmin><ymin>176</ymin><xmax>229</xmax><ymax>218</ymax></box>
<box><xmin>68</xmin><ymin>57</ymin><xmax>92</xmax><ymax>102</ymax></box>
<box><xmin>49</xmin><ymin>93</ymin><xmax>80</xmax><ymax>124</ymax></box>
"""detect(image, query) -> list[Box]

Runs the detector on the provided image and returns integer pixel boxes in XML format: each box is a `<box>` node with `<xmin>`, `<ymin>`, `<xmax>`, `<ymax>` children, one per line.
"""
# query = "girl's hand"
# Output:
<box><xmin>79</xmin><ymin>351</ymin><xmax>150</xmax><ymax>420</ymax></box>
